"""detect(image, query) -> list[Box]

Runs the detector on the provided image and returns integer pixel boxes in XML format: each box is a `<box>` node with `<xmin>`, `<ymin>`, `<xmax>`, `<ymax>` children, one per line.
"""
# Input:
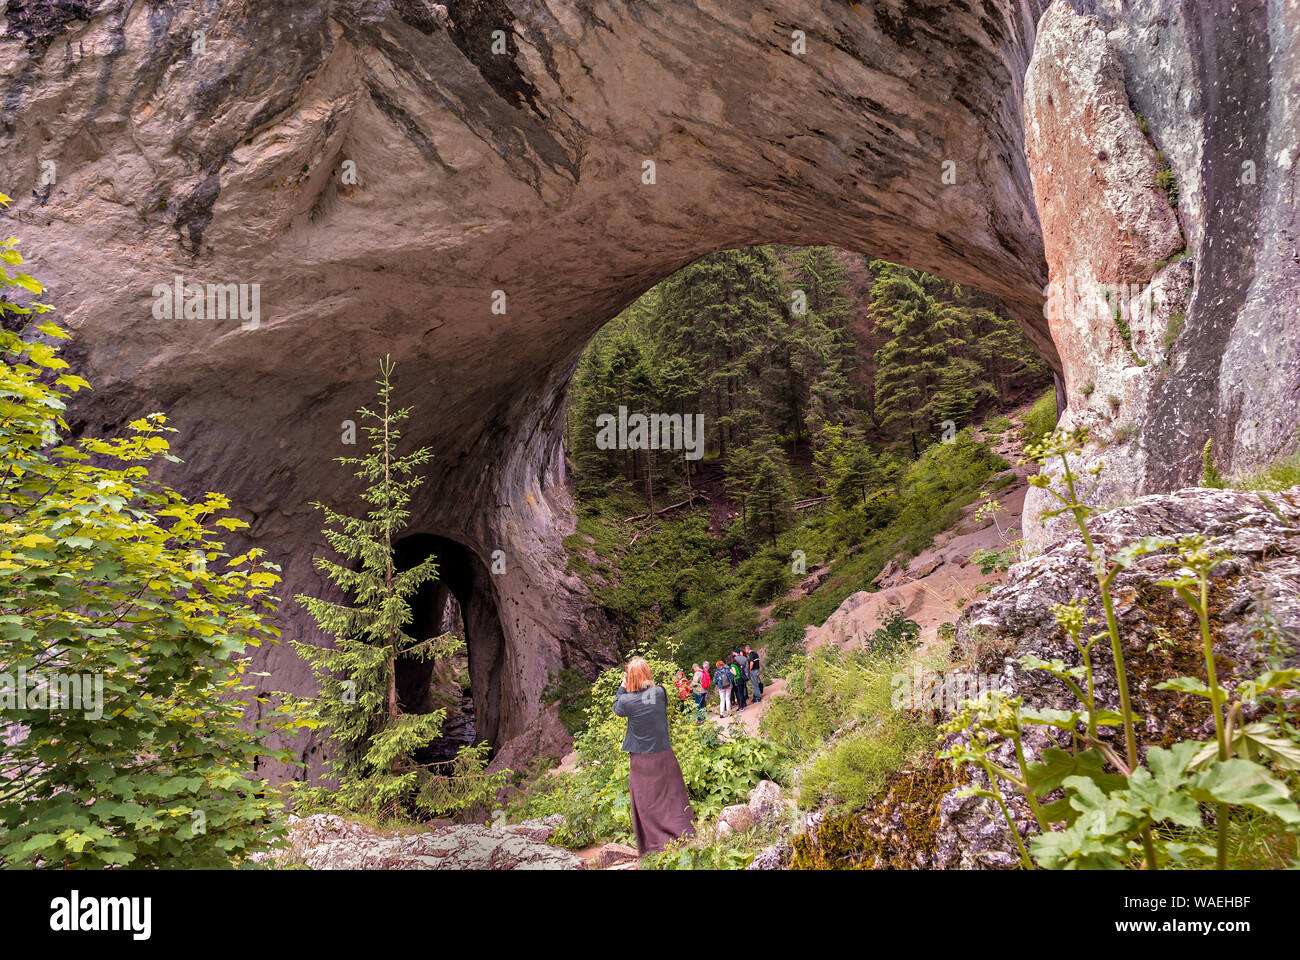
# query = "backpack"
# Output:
<box><xmin>714</xmin><ymin>667</ymin><xmax>731</xmax><ymax>689</ymax></box>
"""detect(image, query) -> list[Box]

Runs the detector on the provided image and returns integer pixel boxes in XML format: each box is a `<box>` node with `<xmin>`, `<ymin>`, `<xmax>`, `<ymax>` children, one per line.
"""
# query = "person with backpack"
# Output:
<box><xmin>689</xmin><ymin>664</ymin><xmax>706</xmax><ymax>721</ymax></box>
<box><xmin>712</xmin><ymin>659</ymin><xmax>733</xmax><ymax>717</ymax></box>
<box><xmin>745</xmin><ymin>644</ymin><xmax>762</xmax><ymax>703</ymax></box>
<box><xmin>731</xmin><ymin>650</ymin><xmax>750</xmax><ymax>710</ymax></box>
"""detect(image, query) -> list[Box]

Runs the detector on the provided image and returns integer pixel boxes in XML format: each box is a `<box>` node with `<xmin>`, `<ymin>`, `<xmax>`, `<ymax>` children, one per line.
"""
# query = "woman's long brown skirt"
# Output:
<box><xmin>629</xmin><ymin>749</ymin><xmax>697</xmax><ymax>856</ymax></box>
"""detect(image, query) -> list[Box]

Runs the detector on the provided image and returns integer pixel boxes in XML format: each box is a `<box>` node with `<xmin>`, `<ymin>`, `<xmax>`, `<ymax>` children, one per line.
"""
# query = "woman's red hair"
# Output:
<box><xmin>625</xmin><ymin>657</ymin><xmax>653</xmax><ymax>693</ymax></box>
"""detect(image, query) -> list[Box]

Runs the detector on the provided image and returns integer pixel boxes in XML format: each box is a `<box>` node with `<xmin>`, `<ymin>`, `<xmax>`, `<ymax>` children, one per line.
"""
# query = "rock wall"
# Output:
<box><xmin>0</xmin><ymin>1</ymin><xmax>1295</xmax><ymax>778</ymax></box>
<box><xmin>1022</xmin><ymin>0</ymin><xmax>1300</xmax><ymax>546</ymax></box>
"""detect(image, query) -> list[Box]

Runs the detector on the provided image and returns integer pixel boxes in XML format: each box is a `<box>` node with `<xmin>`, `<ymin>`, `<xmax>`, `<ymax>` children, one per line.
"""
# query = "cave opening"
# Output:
<box><xmin>391</xmin><ymin>533</ymin><xmax>505</xmax><ymax>764</ymax></box>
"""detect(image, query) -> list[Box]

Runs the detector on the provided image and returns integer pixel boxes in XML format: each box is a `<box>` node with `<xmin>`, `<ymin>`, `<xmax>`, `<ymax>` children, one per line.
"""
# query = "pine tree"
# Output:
<box><xmin>872</xmin><ymin>263</ymin><xmax>976</xmax><ymax>455</ymax></box>
<box><xmin>746</xmin><ymin>453</ymin><xmax>795</xmax><ymax>546</ymax></box>
<box><xmin>652</xmin><ymin>247</ymin><xmax>783</xmax><ymax>454</ymax></box>
<box><xmin>828</xmin><ymin>434</ymin><xmax>898</xmax><ymax>508</ymax></box>
<box><xmin>289</xmin><ymin>358</ymin><xmax>502</xmax><ymax>819</ymax></box>
<box><xmin>778</xmin><ymin>247</ymin><xmax>855</xmax><ymax>441</ymax></box>
<box><xmin>934</xmin><ymin>363</ymin><xmax>978</xmax><ymax>429</ymax></box>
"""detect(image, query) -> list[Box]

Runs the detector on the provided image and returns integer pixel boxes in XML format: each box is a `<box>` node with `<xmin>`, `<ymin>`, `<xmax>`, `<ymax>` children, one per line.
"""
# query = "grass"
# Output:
<box><xmin>1018</xmin><ymin>386</ymin><xmax>1057</xmax><ymax>445</ymax></box>
<box><xmin>1164</xmin><ymin>311</ymin><xmax>1186</xmax><ymax>352</ymax></box>
<box><xmin>1224</xmin><ymin>449</ymin><xmax>1300</xmax><ymax>492</ymax></box>
<box><xmin>983</xmin><ymin>415</ymin><xmax>1012</xmax><ymax>435</ymax></box>
<box><xmin>761</xmin><ymin>644</ymin><xmax>937</xmax><ymax>810</ymax></box>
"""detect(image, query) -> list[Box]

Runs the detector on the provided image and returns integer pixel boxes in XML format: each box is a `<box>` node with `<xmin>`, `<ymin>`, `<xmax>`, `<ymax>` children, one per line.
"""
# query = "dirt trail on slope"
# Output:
<box><xmin>716</xmin><ymin>409</ymin><xmax>1035</xmax><ymax>736</ymax></box>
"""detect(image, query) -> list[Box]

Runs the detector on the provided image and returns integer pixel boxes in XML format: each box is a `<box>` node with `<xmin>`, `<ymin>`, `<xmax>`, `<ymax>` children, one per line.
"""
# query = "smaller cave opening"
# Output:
<box><xmin>391</xmin><ymin>534</ymin><xmax>504</xmax><ymax>767</ymax></box>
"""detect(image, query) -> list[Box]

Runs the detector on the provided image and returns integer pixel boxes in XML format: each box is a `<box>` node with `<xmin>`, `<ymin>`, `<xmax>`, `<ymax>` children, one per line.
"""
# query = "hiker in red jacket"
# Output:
<box><xmin>673</xmin><ymin>670</ymin><xmax>692</xmax><ymax>712</ymax></box>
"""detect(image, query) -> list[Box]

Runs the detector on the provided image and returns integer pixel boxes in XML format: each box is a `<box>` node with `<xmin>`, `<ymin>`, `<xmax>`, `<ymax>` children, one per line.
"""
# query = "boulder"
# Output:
<box><xmin>746</xmin><ymin>780</ymin><xmax>787</xmax><ymax>827</ymax></box>
<box><xmin>715</xmin><ymin>804</ymin><xmax>755</xmax><ymax>839</ymax></box>
<box><xmin>941</xmin><ymin>483</ymin><xmax>1300</xmax><ymax>867</ymax></box>
<box><xmin>593</xmin><ymin>843</ymin><xmax>639</xmax><ymax>870</ymax></box>
<box><xmin>501</xmin><ymin>814</ymin><xmax>567</xmax><ymax>844</ymax></box>
<box><xmin>486</xmin><ymin>703</ymin><xmax>574</xmax><ymax>778</ymax></box>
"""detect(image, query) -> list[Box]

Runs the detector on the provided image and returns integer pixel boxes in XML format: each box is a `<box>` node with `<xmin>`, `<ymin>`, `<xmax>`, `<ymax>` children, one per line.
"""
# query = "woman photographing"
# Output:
<box><xmin>614</xmin><ymin>657</ymin><xmax>697</xmax><ymax>856</ymax></box>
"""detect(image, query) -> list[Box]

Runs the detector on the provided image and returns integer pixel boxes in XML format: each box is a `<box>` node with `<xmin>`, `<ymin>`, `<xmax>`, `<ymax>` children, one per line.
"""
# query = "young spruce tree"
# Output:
<box><xmin>289</xmin><ymin>358</ymin><xmax>502</xmax><ymax>820</ymax></box>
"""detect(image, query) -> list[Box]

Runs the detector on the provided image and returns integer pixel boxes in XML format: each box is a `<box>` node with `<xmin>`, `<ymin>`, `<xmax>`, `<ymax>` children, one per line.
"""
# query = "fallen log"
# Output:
<box><xmin>623</xmin><ymin>493</ymin><xmax>699</xmax><ymax>523</ymax></box>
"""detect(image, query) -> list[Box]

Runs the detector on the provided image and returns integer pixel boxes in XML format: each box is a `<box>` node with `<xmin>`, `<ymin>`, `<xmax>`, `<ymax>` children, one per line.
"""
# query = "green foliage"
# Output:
<box><xmin>1201</xmin><ymin>438</ymin><xmax>1224</xmax><ymax>488</ymax></box>
<box><xmin>763</xmin><ymin>620</ymin><xmax>807</xmax><ymax>679</ymax></box>
<box><xmin>870</xmin><ymin>262</ymin><xmax>1038</xmax><ymax>454</ymax></box>
<box><xmin>642</xmin><ymin>821</ymin><xmax>779</xmax><ymax>870</ymax></box>
<box><xmin>984</xmin><ymin>415</ymin><xmax>1013</xmax><ymax>435</ymax></box>
<box><xmin>867</xmin><ymin>609</ymin><xmax>921</xmax><ymax>656</ymax></box>
<box><xmin>282</xmin><ymin>359</ymin><xmax>503</xmax><ymax>820</ymax></box>
<box><xmin>508</xmin><ymin>657</ymin><xmax>786</xmax><ymax>847</ymax></box>
<box><xmin>1222</xmin><ymin>442</ymin><xmax>1300</xmax><ymax>494</ymax></box>
<box><xmin>942</xmin><ymin>429</ymin><xmax>1300</xmax><ymax>869</ymax></box>
<box><xmin>970</xmin><ymin>547</ymin><xmax>1016</xmax><ymax>575</ymax></box>
<box><xmin>1018</xmin><ymin>386</ymin><xmax>1058</xmax><ymax>446</ymax></box>
<box><xmin>744</xmin><ymin>452</ymin><xmax>796</xmax><ymax>547</ymax></box>
<box><xmin>1164</xmin><ymin>311</ymin><xmax>1186</xmax><ymax>352</ymax></box>
<box><xmin>566</xmin><ymin>248</ymin><xmax>1045</xmax><ymax>511</ymax></box>
<box><xmin>1155</xmin><ymin>165</ymin><xmax>1180</xmax><ymax>208</ymax></box>
<box><xmin>761</xmin><ymin>646</ymin><xmax>935</xmax><ymax>810</ymax></box>
<box><xmin>0</xmin><ymin>216</ymin><xmax>290</xmax><ymax>868</ymax></box>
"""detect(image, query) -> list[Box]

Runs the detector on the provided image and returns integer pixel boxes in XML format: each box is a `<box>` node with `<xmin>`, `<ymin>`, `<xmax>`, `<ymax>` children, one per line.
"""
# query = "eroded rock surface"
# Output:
<box><xmin>946</xmin><ymin>483</ymin><xmax>1300</xmax><ymax>867</ymax></box>
<box><xmin>268</xmin><ymin>812</ymin><xmax>584</xmax><ymax>870</ymax></box>
<box><xmin>0</xmin><ymin>0</ymin><xmax>1051</xmax><ymax>780</ymax></box>
<box><xmin>776</xmin><ymin>485</ymin><xmax>1300</xmax><ymax>869</ymax></box>
<box><xmin>1023</xmin><ymin>0</ymin><xmax>1300</xmax><ymax>545</ymax></box>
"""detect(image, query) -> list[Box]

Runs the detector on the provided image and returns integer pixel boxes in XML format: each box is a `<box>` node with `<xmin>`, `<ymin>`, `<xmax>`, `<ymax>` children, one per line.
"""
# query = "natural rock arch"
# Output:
<box><xmin>1</xmin><ymin>0</ymin><xmax>1294</xmax><ymax>777</ymax></box>
<box><xmin>392</xmin><ymin>533</ymin><xmax>505</xmax><ymax>755</ymax></box>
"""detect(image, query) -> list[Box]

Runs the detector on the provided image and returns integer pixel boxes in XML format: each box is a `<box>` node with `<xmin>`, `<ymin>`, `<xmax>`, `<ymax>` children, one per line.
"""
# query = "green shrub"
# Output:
<box><xmin>762</xmin><ymin>620</ymin><xmax>807</xmax><ymax>679</ymax></box>
<box><xmin>867</xmin><ymin>609</ymin><xmax>921</xmax><ymax>656</ymax></box>
<box><xmin>1224</xmin><ymin>445</ymin><xmax>1300</xmax><ymax>493</ymax></box>
<box><xmin>984</xmin><ymin>415</ymin><xmax>1013</xmax><ymax>435</ymax></box>
<box><xmin>1018</xmin><ymin>386</ymin><xmax>1057</xmax><ymax>445</ymax></box>
<box><xmin>0</xmin><ymin>217</ymin><xmax>292</xmax><ymax>868</ymax></box>
<box><xmin>762</xmin><ymin>646</ymin><xmax>935</xmax><ymax>809</ymax></box>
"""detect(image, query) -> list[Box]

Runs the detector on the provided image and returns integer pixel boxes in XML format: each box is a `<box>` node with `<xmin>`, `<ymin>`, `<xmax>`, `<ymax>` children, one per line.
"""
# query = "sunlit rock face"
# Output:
<box><xmin>0</xmin><ymin>0</ymin><xmax>1292</xmax><ymax>777</ymax></box>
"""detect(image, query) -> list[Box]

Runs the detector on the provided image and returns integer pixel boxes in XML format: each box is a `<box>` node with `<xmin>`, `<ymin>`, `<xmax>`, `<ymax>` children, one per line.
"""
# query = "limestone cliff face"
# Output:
<box><xmin>1022</xmin><ymin>0</ymin><xmax>1300</xmax><ymax>545</ymax></box>
<box><xmin>0</xmin><ymin>1</ymin><xmax>1293</xmax><ymax>777</ymax></box>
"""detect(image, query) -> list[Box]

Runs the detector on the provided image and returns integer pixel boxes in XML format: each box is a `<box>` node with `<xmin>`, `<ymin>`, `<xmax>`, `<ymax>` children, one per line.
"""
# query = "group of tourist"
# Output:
<box><xmin>673</xmin><ymin>646</ymin><xmax>762</xmax><ymax>720</ymax></box>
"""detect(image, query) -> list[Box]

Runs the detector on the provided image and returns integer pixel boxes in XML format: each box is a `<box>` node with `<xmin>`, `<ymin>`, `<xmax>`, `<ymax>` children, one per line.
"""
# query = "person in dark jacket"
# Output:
<box><xmin>745</xmin><ymin>644</ymin><xmax>762</xmax><ymax>703</ymax></box>
<box><xmin>731</xmin><ymin>650</ymin><xmax>750</xmax><ymax>710</ymax></box>
<box><xmin>614</xmin><ymin>657</ymin><xmax>697</xmax><ymax>856</ymax></box>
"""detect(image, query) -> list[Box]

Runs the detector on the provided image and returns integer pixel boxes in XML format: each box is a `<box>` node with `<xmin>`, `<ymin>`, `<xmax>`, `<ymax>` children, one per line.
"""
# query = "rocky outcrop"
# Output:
<box><xmin>779</xmin><ymin>484</ymin><xmax>1300</xmax><ymax>869</ymax></box>
<box><xmin>1023</xmin><ymin>0</ymin><xmax>1300</xmax><ymax>545</ymax></box>
<box><xmin>965</xmin><ymin>483</ymin><xmax>1300</xmax><ymax>738</ymax></box>
<box><xmin>485</xmin><ymin>701</ymin><xmax>573</xmax><ymax>776</ymax></box>
<box><xmin>266</xmin><ymin>813</ymin><xmax>584</xmax><ymax>870</ymax></box>
<box><xmin>0</xmin><ymin>0</ymin><xmax>1051</xmax><ymax>781</ymax></box>
<box><xmin>946</xmin><ymin>483</ymin><xmax>1300</xmax><ymax>867</ymax></box>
